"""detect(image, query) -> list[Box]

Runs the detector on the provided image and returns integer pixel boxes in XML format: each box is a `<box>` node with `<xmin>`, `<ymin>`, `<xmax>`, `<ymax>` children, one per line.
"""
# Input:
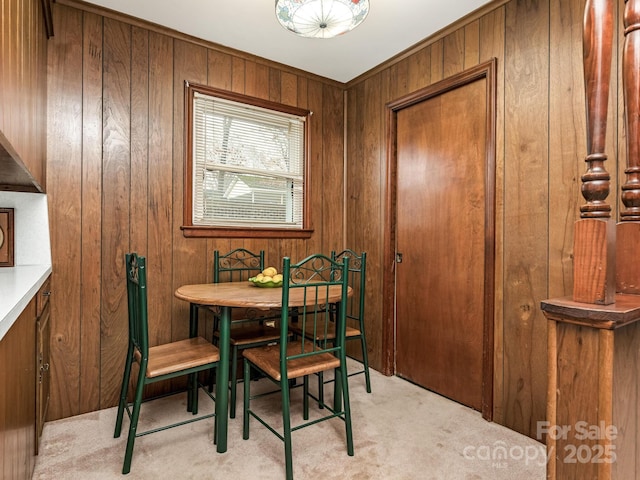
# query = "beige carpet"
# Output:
<box><xmin>33</xmin><ymin>361</ymin><xmax>546</xmax><ymax>479</ymax></box>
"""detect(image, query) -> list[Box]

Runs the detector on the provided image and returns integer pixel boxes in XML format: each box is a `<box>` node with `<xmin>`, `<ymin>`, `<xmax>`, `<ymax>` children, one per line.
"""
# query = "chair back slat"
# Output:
<box><xmin>125</xmin><ymin>253</ymin><xmax>149</xmax><ymax>359</ymax></box>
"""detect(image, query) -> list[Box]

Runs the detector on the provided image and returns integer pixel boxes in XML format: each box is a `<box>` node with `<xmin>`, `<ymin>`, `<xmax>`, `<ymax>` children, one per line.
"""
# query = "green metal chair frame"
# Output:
<box><xmin>114</xmin><ymin>253</ymin><xmax>219</xmax><ymax>475</ymax></box>
<box><xmin>242</xmin><ymin>254</ymin><xmax>354</xmax><ymax>480</ymax></box>
<box><xmin>290</xmin><ymin>250</ymin><xmax>371</xmax><ymax>406</ymax></box>
<box><xmin>210</xmin><ymin>248</ymin><xmax>281</xmax><ymax>419</ymax></box>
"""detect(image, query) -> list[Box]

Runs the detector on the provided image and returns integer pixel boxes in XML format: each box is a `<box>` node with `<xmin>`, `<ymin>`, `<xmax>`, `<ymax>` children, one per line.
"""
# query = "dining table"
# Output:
<box><xmin>174</xmin><ymin>281</ymin><xmax>351</xmax><ymax>453</ymax></box>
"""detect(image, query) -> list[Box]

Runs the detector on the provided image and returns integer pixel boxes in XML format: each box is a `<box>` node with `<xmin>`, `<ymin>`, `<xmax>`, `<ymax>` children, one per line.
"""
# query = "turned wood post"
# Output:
<box><xmin>617</xmin><ymin>0</ymin><xmax>640</xmax><ymax>293</ymax></box>
<box><xmin>573</xmin><ymin>0</ymin><xmax>615</xmax><ymax>304</ymax></box>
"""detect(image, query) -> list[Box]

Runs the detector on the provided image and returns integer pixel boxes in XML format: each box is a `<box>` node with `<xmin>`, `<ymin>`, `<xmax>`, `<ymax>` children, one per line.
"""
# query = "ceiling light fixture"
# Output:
<box><xmin>275</xmin><ymin>0</ymin><xmax>370</xmax><ymax>39</ymax></box>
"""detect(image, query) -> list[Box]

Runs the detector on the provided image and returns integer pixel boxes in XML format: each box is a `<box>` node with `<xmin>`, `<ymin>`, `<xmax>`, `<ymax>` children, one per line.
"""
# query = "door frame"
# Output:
<box><xmin>382</xmin><ymin>59</ymin><xmax>497</xmax><ymax>420</ymax></box>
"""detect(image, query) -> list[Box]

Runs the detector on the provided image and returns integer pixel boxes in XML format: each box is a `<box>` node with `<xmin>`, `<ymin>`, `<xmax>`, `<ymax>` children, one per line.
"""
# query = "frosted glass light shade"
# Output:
<box><xmin>275</xmin><ymin>0</ymin><xmax>370</xmax><ymax>39</ymax></box>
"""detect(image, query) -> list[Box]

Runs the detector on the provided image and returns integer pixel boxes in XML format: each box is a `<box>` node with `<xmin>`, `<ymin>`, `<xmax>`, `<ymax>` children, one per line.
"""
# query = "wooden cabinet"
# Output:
<box><xmin>0</xmin><ymin>275</ymin><xmax>51</xmax><ymax>478</ymax></box>
<box><xmin>0</xmin><ymin>0</ymin><xmax>52</xmax><ymax>192</ymax></box>
<box><xmin>0</xmin><ymin>298</ymin><xmax>37</xmax><ymax>479</ymax></box>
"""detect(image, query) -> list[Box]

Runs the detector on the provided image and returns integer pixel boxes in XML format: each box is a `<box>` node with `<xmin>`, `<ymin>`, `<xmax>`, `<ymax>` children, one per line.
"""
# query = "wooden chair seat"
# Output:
<box><xmin>134</xmin><ymin>337</ymin><xmax>220</xmax><ymax>378</ymax></box>
<box><xmin>214</xmin><ymin>324</ymin><xmax>281</xmax><ymax>347</ymax></box>
<box><xmin>288</xmin><ymin>320</ymin><xmax>360</xmax><ymax>340</ymax></box>
<box><xmin>243</xmin><ymin>341</ymin><xmax>340</xmax><ymax>381</ymax></box>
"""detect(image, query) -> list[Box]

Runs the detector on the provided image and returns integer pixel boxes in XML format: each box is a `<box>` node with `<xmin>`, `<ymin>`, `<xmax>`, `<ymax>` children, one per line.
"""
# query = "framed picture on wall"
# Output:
<box><xmin>0</xmin><ymin>208</ymin><xmax>14</xmax><ymax>267</ymax></box>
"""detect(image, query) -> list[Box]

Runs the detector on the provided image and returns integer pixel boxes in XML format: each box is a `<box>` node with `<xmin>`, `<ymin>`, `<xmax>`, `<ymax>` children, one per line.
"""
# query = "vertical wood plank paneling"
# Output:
<box><xmin>322</xmin><ymin>83</ymin><xmax>344</xmax><ymax>254</ymax></box>
<box><xmin>269</xmin><ymin>68</ymin><xmax>281</xmax><ymax>103</ymax></box>
<box><xmin>359</xmin><ymin>73</ymin><xmax>384</xmax><ymax>369</ymax></box>
<box><xmin>548</xmin><ymin>0</ymin><xmax>584</xmax><ymax>300</ymax></box>
<box><xmin>407</xmin><ymin>47</ymin><xmax>431</xmax><ymax>93</ymax></box>
<box><xmin>47</xmin><ymin>3</ymin><xmax>83</xmax><ymax>420</ymax></box>
<box><xmin>231</xmin><ymin>56</ymin><xmax>245</xmax><ymax>93</ymax></box>
<box><xmin>207</xmin><ymin>49</ymin><xmax>232</xmax><ymax>91</ymax></box>
<box><xmin>172</xmin><ymin>39</ymin><xmax>208</xmax><ymax>342</ymax></box>
<box><xmin>128</xmin><ymin>25</ymin><xmax>152</xmax><ymax>393</ymax></box>
<box><xmin>443</xmin><ymin>29</ymin><xmax>465</xmax><ymax>78</ymax></box>
<box><xmin>479</xmin><ymin>5</ymin><xmax>507</xmax><ymax>425</ymax></box>
<box><xmin>464</xmin><ymin>20</ymin><xmax>481</xmax><ymax>69</ymax></box>
<box><xmin>430</xmin><ymin>39</ymin><xmax>445</xmax><ymax>83</ymax></box>
<box><xmin>393</xmin><ymin>58</ymin><xmax>410</xmax><ymax>98</ymax></box>
<box><xmin>503</xmin><ymin>0</ymin><xmax>549</xmax><ymax>437</ymax></box>
<box><xmin>244</xmin><ymin>60</ymin><xmax>257</xmax><ymax>97</ymax></box>
<box><xmin>130</xmin><ymin>26</ymin><xmax>149</xmax><ymax>259</ymax></box>
<box><xmin>247</xmin><ymin>60</ymin><xmax>270</xmax><ymax>100</ymax></box>
<box><xmin>100</xmin><ymin>17</ymin><xmax>131</xmax><ymax>408</ymax></box>
<box><xmin>79</xmin><ymin>11</ymin><xmax>103</xmax><ymax>414</ymax></box>
<box><xmin>146</xmin><ymin>32</ymin><xmax>174</xmax><ymax>346</ymax></box>
<box><xmin>346</xmin><ymin>79</ymin><xmax>370</xmax><ymax>360</ymax></box>
<box><xmin>293</xmin><ymin>75</ymin><xmax>309</xmax><ymax>263</ymax></box>
<box><xmin>305</xmin><ymin>79</ymin><xmax>324</xmax><ymax>258</ymax></box>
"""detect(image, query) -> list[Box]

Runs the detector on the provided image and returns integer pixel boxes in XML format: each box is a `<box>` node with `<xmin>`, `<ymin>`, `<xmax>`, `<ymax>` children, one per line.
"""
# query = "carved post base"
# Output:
<box><xmin>573</xmin><ymin>218</ymin><xmax>616</xmax><ymax>304</ymax></box>
<box><xmin>616</xmin><ymin>222</ymin><xmax>640</xmax><ymax>293</ymax></box>
<box><xmin>542</xmin><ymin>296</ymin><xmax>640</xmax><ymax>479</ymax></box>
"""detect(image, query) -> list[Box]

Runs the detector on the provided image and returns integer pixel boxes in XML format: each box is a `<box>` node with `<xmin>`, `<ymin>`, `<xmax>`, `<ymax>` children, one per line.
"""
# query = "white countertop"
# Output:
<box><xmin>0</xmin><ymin>191</ymin><xmax>53</xmax><ymax>342</ymax></box>
<box><xmin>0</xmin><ymin>265</ymin><xmax>52</xmax><ymax>340</ymax></box>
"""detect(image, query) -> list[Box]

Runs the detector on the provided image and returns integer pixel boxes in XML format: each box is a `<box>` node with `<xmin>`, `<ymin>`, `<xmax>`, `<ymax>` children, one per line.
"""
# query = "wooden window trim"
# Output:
<box><xmin>182</xmin><ymin>82</ymin><xmax>313</xmax><ymax>239</ymax></box>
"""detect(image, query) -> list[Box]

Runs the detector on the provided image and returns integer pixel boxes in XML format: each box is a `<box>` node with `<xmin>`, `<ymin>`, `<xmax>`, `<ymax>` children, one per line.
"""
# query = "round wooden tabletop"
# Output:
<box><xmin>175</xmin><ymin>282</ymin><xmax>350</xmax><ymax>309</ymax></box>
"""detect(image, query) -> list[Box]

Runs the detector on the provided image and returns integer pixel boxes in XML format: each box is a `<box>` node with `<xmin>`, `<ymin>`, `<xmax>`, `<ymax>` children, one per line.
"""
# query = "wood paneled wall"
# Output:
<box><xmin>46</xmin><ymin>2</ymin><xmax>345</xmax><ymax>420</ymax></box>
<box><xmin>46</xmin><ymin>0</ymin><xmax>630</xmax><ymax>442</ymax></box>
<box><xmin>345</xmin><ymin>0</ymin><xmax>625</xmax><ymax>439</ymax></box>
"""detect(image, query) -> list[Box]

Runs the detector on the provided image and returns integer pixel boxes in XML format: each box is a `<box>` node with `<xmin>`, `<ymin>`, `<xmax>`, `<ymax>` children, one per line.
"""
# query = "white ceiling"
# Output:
<box><xmin>83</xmin><ymin>0</ymin><xmax>492</xmax><ymax>83</ymax></box>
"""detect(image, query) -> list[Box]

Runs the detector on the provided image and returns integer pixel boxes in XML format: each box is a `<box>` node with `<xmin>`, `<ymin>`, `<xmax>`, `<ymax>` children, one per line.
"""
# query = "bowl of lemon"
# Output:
<box><xmin>249</xmin><ymin>266</ymin><xmax>284</xmax><ymax>288</ymax></box>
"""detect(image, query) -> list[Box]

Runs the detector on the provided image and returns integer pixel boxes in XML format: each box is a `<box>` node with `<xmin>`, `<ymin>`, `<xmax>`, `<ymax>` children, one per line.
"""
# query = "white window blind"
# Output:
<box><xmin>192</xmin><ymin>91</ymin><xmax>306</xmax><ymax>229</ymax></box>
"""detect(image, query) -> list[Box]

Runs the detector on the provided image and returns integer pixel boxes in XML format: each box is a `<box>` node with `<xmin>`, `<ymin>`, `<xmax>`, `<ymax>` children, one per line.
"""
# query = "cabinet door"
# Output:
<box><xmin>36</xmin><ymin>300</ymin><xmax>50</xmax><ymax>449</ymax></box>
<box><xmin>0</xmin><ymin>298</ymin><xmax>36</xmax><ymax>478</ymax></box>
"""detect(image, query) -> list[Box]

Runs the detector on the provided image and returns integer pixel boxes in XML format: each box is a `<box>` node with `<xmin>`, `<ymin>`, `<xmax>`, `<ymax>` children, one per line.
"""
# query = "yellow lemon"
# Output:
<box><xmin>262</xmin><ymin>266</ymin><xmax>278</xmax><ymax>277</ymax></box>
<box><xmin>273</xmin><ymin>274</ymin><xmax>283</xmax><ymax>283</ymax></box>
<box><xmin>255</xmin><ymin>273</ymin><xmax>264</xmax><ymax>280</ymax></box>
<box><xmin>259</xmin><ymin>275</ymin><xmax>273</xmax><ymax>283</ymax></box>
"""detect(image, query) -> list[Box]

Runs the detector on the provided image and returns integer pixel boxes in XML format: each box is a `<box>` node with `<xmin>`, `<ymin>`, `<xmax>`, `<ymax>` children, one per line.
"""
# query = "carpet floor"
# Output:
<box><xmin>33</xmin><ymin>361</ymin><xmax>546</xmax><ymax>479</ymax></box>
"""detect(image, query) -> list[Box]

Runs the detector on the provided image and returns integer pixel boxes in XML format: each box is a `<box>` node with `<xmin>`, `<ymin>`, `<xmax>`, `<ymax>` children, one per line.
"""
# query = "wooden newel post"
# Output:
<box><xmin>617</xmin><ymin>0</ymin><xmax>640</xmax><ymax>293</ymax></box>
<box><xmin>573</xmin><ymin>0</ymin><xmax>616</xmax><ymax>305</ymax></box>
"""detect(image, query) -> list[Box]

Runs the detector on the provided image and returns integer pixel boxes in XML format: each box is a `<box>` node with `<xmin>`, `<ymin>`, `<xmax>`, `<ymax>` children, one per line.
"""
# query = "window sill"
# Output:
<box><xmin>181</xmin><ymin>225</ymin><xmax>313</xmax><ymax>239</ymax></box>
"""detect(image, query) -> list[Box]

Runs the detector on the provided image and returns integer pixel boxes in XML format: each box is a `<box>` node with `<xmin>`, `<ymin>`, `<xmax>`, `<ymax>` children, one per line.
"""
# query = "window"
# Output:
<box><xmin>183</xmin><ymin>83</ymin><xmax>312</xmax><ymax>238</ymax></box>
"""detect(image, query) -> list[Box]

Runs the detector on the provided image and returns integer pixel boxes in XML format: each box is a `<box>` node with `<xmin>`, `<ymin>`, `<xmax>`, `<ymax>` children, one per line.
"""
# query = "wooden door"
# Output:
<box><xmin>391</xmin><ymin>62</ymin><xmax>495</xmax><ymax>416</ymax></box>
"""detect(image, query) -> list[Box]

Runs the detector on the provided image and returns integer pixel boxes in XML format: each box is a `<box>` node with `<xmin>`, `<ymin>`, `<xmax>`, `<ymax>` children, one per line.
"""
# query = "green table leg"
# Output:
<box><xmin>215</xmin><ymin>305</ymin><xmax>231</xmax><ymax>453</ymax></box>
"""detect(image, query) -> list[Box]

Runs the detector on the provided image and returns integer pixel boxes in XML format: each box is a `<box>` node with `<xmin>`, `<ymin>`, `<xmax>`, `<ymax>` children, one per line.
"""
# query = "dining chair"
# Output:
<box><xmin>114</xmin><ymin>253</ymin><xmax>220</xmax><ymax>475</ymax></box>
<box><xmin>289</xmin><ymin>249</ymin><xmax>371</xmax><ymax>406</ymax></box>
<box><xmin>242</xmin><ymin>253</ymin><xmax>354</xmax><ymax>480</ymax></box>
<box><xmin>210</xmin><ymin>248</ymin><xmax>281</xmax><ymax>419</ymax></box>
